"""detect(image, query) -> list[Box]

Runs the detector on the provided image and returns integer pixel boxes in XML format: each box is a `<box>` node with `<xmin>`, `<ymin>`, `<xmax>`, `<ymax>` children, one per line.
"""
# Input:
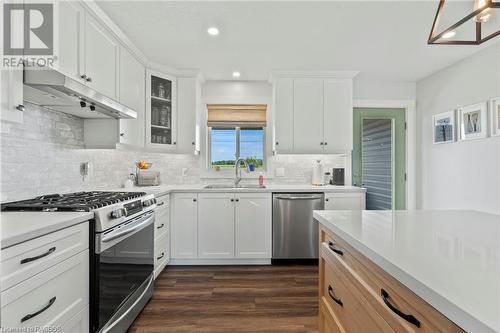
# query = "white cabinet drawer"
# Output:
<box><xmin>155</xmin><ymin>194</ymin><xmax>170</xmax><ymax>240</ymax></box>
<box><xmin>1</xmin><ymin>222</ymin><xmax>89</xmax><ymax>291</ymax></box>
<box><xmin>60</xmin><ymin>305</ymin><xmax>89</xmax><ymax>333</ymax></box>
<box><xmin>154</xmin><ymin>230</ymin><xmax>169</xmax><ymax>279</ymax></box>
<box><xmin>1</xmin><ymin>249</ymin><xmax>89</xmax><ymax>328</ymax></box>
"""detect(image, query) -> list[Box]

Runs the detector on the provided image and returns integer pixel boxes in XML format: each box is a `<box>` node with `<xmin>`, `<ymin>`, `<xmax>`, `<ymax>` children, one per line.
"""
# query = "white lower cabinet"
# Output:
<box><xmin>154</xmin><ymin>230</ymin><xmax>169</xmax><ymax>278</ymax></box>
<box><xmin>324</xmin><ymin>192</ymin><xmax>366</xmax><ymax>210</ymax></box>
<box><xmin>1</xmin><ymin>249</ymin><xmax>89</xmax><ymax>329</ymax></box>
<box><xmin>171</xmin><ymin>193</ymin><xmax>198</xmax><ymax>259</ymax></box>
<box><xmin>198</xmin><ymin>193</ymin><xmax>235</xmax><ymax>259</ymax></box>
<box><xmin>154</xmin><ymin>193</ymin><xmax>170</xmax><ymax>278</ymax></box>
<box><xmin>235</xmin><ymin>193</ymin><xmax>272</xmax><ymax>258</ymax></box>
<box><xmin>170</xmin><ymin>192</ymin><xmax>272</xmax><ymax>262</ymax></box>
<box><xmin>60</xmin><ymin>305</ymin><xmax>89</xmax><ymax>333</ymax></box>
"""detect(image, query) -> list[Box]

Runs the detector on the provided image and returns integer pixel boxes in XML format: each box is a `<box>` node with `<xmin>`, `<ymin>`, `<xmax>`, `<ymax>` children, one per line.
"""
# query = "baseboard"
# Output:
<box><xmin>168</xmin><ymin>258</ymin><xmax>272</xmax><ymax>265</ymax></box>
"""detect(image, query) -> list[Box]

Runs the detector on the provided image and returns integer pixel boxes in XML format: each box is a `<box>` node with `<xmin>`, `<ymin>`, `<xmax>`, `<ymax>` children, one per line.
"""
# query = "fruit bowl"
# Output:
<box><xmin>136</xmin><ymin>161</ymin><xmax>153</xmax><ymax>170</ymax></box>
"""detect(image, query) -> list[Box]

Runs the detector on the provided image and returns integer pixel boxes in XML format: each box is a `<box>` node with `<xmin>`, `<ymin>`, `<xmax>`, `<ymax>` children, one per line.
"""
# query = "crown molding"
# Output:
<box><xmin>268</xmin><ymin>70</ymin><xmax>359</xmax><ymax>82</ymax></box>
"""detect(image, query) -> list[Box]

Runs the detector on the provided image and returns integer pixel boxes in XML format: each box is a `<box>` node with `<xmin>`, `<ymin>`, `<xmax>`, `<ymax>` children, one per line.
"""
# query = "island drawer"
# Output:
<box><xmin>319</xmin><ymin>297</ymin><xmax>344</xmax><ymax>333</ymax></box>
<box><xmin>319</xmin><ymin>226</ymin><xmax>465</xmax><ymax>333</ymax></box>
<box><xmin>1</xmin><ymin>222</ymin><xmax>89</xmax><ymax>291</ymax></box>
<box><xmin>321</xmin><ymin>255</ymin><xmax>393</xmax><ymax>333</ymax></box>
<box><xmin>1</xmin><ymin>249</ymin><xmax>89</xmax><ymax>329</ymax></box>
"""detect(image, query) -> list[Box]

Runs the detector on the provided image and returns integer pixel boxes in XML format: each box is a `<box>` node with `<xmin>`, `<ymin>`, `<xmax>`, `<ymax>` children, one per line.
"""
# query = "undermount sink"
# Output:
<box><xmin>203</xmin><ymin>184</ymin><xmax>266</xmax><ymax>189</ymax></box>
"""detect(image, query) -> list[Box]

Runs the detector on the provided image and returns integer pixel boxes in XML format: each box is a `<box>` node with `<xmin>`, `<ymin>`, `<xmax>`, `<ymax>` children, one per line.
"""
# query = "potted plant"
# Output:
<box><xmin>246</xmin><ymin>156</ymin><xmax>258</xmax><ymax>171</ymax></box>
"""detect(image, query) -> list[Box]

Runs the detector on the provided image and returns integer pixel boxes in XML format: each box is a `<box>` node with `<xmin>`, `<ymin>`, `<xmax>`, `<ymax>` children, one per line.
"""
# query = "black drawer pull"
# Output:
<box><xmin>328</xmin><ymin>241</ymin><xmax>343</xmax><ymax>256</ymax></box>
<box><xmin>157</xmin><ymin>252</ymin><xmax>165</xmax><ymax>260</ymax></box>
<box><xmin>328</xmin><ymin>285</ymin><xmax>343</xmax><ymax>306</ymax></box>
<box><xmin>156</xmin><ymin>202</ymin><xmax>165</xmax><ymax>207</ymax></box>
<box><xmin>20</xmin><ymin>296</ymin><xmax>56</xmax><ymax>323</ymax></box>
<box><xmin>20</xmin><ymin>247</ymin><xmax>56</xmax><ymax>264</ymax></box>
<box><xmin>156</xmin><ymin>223</ymin><xmax>165</xmax><ymax>229</ymax></box>
<box><xmin>381</xmin><ymin>289</ymin><xmax>420</xmax><ymax>327</ymax></box>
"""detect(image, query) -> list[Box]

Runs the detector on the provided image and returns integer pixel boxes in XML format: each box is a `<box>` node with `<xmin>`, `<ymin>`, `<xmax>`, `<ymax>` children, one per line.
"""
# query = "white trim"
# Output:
<box><xmin>168</xmin><ymin>259</ymin><xmax>271</xmax><ymax>265</ymax></box>
<box><xmin>269</xmin><ymin>70</ymin><xmax>359</xmax><ymax>82</ymax></box>
<box><xmin>491</xmin><ymin>97</ymin><xmax>500</xmax><ymax>136</ymax></box>
<box><xmin>353</xmin><ymin>99</ymin><xmax>417</xmax><ymax>210</ymax></box>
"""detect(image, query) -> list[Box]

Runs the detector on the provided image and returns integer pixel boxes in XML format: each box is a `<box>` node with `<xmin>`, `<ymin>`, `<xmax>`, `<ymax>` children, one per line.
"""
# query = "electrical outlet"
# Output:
<box><xmin>181</xmin><ymin>168</ymin><xmax>188</xmax><ymax>176</ymax></box>
<box><xmin>275</xmin><ymin>167</ymin><xmax>285</xmax><ymax>177</ymax></box>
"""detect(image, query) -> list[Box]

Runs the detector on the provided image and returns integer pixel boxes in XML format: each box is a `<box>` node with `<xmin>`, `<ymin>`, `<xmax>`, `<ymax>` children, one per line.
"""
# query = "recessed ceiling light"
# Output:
<box><xmin>232</xmin><ymin>71</ymin><xmax>241</xmax><ymax>78</ymax></box>
<box><xmin>442</xmin><ymin>31</ymin><xmax>456</xmax><ymax>39</ymax></box>
<box><xmin>207</xmin><ymin>27</ymin><xmax>219</xmax><ymax>36</ymax></box>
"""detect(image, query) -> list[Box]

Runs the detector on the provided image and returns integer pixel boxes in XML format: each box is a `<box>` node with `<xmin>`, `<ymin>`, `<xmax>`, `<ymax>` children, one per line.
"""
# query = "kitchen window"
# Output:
<box><xmin>206</xmin><ymin>104</ymin><xmax>267</xmax><ymax>172</ymax></box>
<box><xmin>209</xmin><ymin>127</ymin><xmax>265</xmax><ymax>170</ymax></box>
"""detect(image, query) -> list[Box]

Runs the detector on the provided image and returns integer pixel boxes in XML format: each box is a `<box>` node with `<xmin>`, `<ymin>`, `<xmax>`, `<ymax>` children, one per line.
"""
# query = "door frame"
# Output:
<box><xmin>353</xmin><ymin>100</ymin><xmax>416</xmax><ymax>209</ymax></box>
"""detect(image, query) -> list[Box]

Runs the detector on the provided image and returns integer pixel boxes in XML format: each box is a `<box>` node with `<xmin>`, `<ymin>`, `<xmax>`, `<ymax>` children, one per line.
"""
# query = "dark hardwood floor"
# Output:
<box><xmin>128</xmin><ymin>265</ymin><xmax>319</xmax><ymax>332</ymax></box>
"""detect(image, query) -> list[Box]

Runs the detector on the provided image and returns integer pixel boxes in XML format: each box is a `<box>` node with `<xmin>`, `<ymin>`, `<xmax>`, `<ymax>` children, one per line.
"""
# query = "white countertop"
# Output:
<box><xmin>313</xmin><ymin>210</ymin><xmax>500</xmax><ymax>333</ymax></box>
<box><xmin>1</xmin><ymin>211</ymin><xmax>94</xmax><ymax>249</ymax></box>
<box><xmin>111</xmin><ymin>183</ymin><xmax>365</xmax><ymax>197</ymax></box>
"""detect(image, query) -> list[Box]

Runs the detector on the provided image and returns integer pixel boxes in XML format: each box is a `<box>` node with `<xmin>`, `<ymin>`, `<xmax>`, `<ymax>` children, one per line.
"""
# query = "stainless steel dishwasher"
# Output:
<box><xmin>272</xmin><ymin>193</ymin><xmax>324</xmax><ymax>259</ymax></box>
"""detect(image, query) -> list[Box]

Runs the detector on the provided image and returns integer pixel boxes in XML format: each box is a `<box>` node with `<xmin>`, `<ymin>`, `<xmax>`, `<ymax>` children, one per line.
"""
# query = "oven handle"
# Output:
<box><xmin>102</xmin><ymin>212</ymin><xmax>154</xmax><ymax>243</ymax></box>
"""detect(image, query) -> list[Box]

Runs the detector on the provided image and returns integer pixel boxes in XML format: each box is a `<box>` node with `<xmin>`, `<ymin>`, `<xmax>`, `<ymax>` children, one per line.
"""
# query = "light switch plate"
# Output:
<box><xmin>275</xmin><ymin>167</ymin><xmax>285</xmax><ymax>177</ymax></box>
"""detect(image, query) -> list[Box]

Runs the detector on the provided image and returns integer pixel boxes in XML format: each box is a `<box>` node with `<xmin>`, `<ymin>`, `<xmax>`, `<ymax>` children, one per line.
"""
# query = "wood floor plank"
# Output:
<box><xmin>128</xmin><ymin>265</ymin><xmax>319</xmax><ymax>333</ymax></box>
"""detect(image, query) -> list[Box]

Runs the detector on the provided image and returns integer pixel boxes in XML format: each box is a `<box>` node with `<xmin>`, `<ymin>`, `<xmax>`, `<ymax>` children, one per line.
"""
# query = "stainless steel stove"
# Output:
<box><xmin>2</xmin><ymin>191</ymin><xmax>157</xmax><ymax>333</ymax></box>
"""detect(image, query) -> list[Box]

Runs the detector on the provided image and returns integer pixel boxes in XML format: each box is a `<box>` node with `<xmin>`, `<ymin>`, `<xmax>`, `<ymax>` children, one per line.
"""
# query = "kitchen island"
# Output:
<box><xmin>313</xmin><ymin>210</ymin><xmax>499</xmax><ymax>333</ymax></box>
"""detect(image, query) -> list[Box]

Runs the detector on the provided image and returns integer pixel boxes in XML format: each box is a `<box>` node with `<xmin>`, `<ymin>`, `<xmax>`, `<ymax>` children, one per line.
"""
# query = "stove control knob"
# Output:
<box><xmin>143</xmin><ymin>199</ymin><xmax>153</xmax><ymax>207</ymax></box>
<box><xmin>110</xmin><ymin>208</ymin><xmax>125</xmax><ymax>219</ymax></box>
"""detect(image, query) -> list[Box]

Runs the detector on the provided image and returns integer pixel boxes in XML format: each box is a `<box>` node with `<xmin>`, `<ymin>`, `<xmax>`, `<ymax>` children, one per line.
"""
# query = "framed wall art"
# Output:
<box><xmin>458</xmin><ymin>102</ymin><xmax>487</xmax><ymax>141</ymax></box>
<box><xmin>433</xmin><ymin>110</ymin><xmax>455</xmax><ymax>144</ymax></box>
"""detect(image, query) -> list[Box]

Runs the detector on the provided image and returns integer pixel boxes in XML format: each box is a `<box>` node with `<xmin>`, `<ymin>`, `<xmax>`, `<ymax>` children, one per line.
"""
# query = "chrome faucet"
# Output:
<box><xmin>234</xmin><ymin>157</ymin><xmax>248</xmax><ymax>186</ymax></box>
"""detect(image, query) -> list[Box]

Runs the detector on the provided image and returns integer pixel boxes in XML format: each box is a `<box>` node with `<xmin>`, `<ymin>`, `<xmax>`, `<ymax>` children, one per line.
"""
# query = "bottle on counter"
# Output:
<box><xmin>258</xmin><ymin>173</ymin><xmax>264</xmax><ymax>187</ymax></box>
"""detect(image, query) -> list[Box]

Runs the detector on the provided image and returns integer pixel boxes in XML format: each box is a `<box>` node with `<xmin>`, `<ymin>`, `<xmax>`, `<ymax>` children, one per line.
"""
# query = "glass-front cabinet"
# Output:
<box><xmin>146</xmin><ymin>70</ymin><xmax>177</xmax><ymax>149</ymax></box>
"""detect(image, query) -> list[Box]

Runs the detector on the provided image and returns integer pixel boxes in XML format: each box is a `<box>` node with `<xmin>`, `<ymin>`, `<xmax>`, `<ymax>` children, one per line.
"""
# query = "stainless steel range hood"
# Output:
<box><xmin>23</xmin><ymin>68</ymin><xmax>137</xmax><ymax>119</ymax></box>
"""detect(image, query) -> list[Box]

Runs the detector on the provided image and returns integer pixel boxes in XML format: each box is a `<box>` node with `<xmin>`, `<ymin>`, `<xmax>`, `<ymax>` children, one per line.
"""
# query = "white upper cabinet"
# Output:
<box><xmin>177</xmin><ymin>76</ymin><xmax>200</xmax><ymax>154</ymax></box>
<box><xmin>273</xmin><ymin>78</ymin><xmax>294</xmax><ymax>153</ymax></box>
<box><xmin>84</xmin><ymin>13</ymin><xmax>119</xmax><ymax>99</ymax></box>
<box><xmin>197</xmin><ymin>193</ymin><xmax>235</xmax><ymax>259</ymax></box>
<box><xmin>293</xmin><ymin>79</ymin><xmax>325</xmax><ymax>153</ymax></box>
<box><xmin>1</xmin><ymin>69</ymin><xmax>24</xmax><ymax>124</ymax></box>
<box><xmin>235</xmin><ymin>193</ymin><xmax>272</xmax><ymax>259</ymax></box>
<box><xmin>118</xmin><ymin>47</ymin><xmax>145</xmax><ymax>147</ymax></box>
<box><xmin>271</xmin><ymin>72</ymin><xmax>356</xmax><ymax>154</ymax></box>
<box><xmin>146</xmin><ymin>70</ymin><xmax>177</xmax><ymax>150</ymax></box>
<box><xmin>323</xmin><ymin>79</ymin><xmax>353</xmax><ymax>153</ymax></box>
<box><xmin>55</xmin><ymin>1</ymin><xmax>84</xmax><ymax>81</ymax></box>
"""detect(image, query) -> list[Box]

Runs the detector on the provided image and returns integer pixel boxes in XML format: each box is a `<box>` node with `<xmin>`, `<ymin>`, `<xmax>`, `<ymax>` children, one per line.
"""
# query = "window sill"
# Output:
<box><xmin>200</xmin><ymin>169</ymin><xmax>274</xmax><ymax>180</ymax></box>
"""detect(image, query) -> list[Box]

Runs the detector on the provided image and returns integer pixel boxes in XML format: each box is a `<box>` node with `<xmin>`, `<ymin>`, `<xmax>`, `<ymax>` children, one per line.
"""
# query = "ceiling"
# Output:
<box><xmin>96</xmin><ymin>1</ymin><xmax>499</xmax><ymax>82</ymax></box>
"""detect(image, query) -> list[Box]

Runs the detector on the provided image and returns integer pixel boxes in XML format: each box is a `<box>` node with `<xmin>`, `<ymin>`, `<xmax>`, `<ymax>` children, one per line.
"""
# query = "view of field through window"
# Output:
<box><xmin>211</xmin><ymin>128</ymin><xmax>264</xmax><ymax>169</ymax></box>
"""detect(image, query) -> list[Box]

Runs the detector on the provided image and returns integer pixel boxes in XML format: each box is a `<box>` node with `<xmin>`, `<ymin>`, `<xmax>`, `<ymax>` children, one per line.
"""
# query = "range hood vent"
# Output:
<box><xmin>23</xmin><ymin>68</ymin><xmax>137</xmax><ymax>119</ymax></box>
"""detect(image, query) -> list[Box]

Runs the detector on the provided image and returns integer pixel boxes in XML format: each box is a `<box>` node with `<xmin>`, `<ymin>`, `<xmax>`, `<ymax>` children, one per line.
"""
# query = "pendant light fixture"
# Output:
<box><xmin>428</xmin><ymin>0</ymin><xmax>499</xmax><ymax>45</ymax></box>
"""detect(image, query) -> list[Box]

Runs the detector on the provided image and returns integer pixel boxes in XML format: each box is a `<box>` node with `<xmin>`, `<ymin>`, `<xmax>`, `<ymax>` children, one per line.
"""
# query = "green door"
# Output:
<box><xmin>353</xmin><ymin>108</ymin><xmax>406</xmax><ymax>210</ymax></box>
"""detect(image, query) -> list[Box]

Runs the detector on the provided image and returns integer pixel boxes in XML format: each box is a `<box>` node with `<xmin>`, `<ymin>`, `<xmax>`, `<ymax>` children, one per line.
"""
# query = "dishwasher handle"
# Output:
<box><xmin>274</xmin><ymin>195</ymin><xmax>324</xmax><ymax>200</ymax></box>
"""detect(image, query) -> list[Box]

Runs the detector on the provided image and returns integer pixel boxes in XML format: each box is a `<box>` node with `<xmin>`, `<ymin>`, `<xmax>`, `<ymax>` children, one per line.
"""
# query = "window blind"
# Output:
<box><xmin>207</xmin><ymin>104</ymin><xmax>267</xmax><ymax>128</ymax></box>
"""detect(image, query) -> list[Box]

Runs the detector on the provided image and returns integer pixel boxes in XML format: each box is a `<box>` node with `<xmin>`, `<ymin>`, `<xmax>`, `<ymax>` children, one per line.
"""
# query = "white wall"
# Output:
<box><xmin>416</xmin><ymin>42</ymin><xmax>500</xmax><ymax>214</ymax></box>
<box><xmin>354</xmin><ymin>74</ymin><xmax>416</xmax><ymax>100</ymax></box>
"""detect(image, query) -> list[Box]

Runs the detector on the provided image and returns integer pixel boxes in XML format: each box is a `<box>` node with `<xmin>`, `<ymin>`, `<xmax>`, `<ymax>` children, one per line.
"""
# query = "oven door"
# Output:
<box><xmin>93</xmin><ymin>210</ymin><xmax>154</xmax><ymax>332</ymax></box>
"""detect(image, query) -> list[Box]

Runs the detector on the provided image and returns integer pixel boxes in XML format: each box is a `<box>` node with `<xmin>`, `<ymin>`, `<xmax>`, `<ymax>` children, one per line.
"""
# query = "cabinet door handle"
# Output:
<box><xmin>381</xmin><ymin>289</ymin><xmax>420</xmax><ymax>327</ymax></box>
<box><xmin>328</xmin><ymin>285</ymin><xmax>343</xmax><ymax>306</ymax></box>
<box><xmin>325</xmin><ymin>198</ymin><xmax>329</xmax><ymax>202</ymax></box>
<box><xmin>327</xmin><ymin>241</ymin><xmax>343</xmax><ymax>256</ymax></box>
<box><xmin>156</xmin><ymin>202</ymin><xmax>165</xmax><ymax>207</ymax></box>
<box><xmin>320</xmin><ymin>142</ymin><xmax>324</xmax><ymax>145</ymax></box>
<box><xmin>192</xmin><ymin>141</ymin><xmax>195</xmax><ymax>145</ymax></box>
<box><xmin>20</xmin><ymin>296</ymin><xmax>56</xmax><ymax>323</ymax></box>
<box><xmin>231</xmin><ymin>198</ymin><xmax>234</xmax><ymax>202</ymax></box>
<box><xmin>156</xmin><ymin>223</ymin><xmax>164</xmax><ymax>229</ymax></box>
<box><xmin>20</xmin><ymin>247</ymin><xmax>56</xmax><ymax>264</ymax></box>
<box><xmin>193</xmin><ymin>198</ymin><xmax>197</xmax><ymax>202</ymax></box>
<box><xmin>235</xmin><ymin>198</ymin><xmax>239</xmax><ymax>202</ymax></box>
<box><xmin>80</xmin><ymin>74</ymin><xmax>87</xmax><ymax>80</ymax></box>
<box><xmin>86</xmin><ymin>77</ymin><xmax>92</xmax><ymax>82</ymax></box>
<box><xmin>324</xmin><ymin>142</ymin><xmax>328</xmax><ymax>145</ymax></box>
<box><xmin>173</xmin><ymin>141</ymin><xmax>177</xmax><ymax>145</ymax></box>
<box><xmin>120</xmin><ymin>133</ymin><xmax>125</xmax><ymax>137</ymax></box>
<box><xmin>157</xmin><ymin>252</ymin><xmax>164</xmax><ymax>260</ymax></box>
<box><xmin>275</xmin><ymin>141</ymin><xmax>279</xmax><ymax>145</ymax></box>
<box><xmin>16</xmin><ymin>104</ymin><xmax>25</xmax><ymax>112</ymax></box>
